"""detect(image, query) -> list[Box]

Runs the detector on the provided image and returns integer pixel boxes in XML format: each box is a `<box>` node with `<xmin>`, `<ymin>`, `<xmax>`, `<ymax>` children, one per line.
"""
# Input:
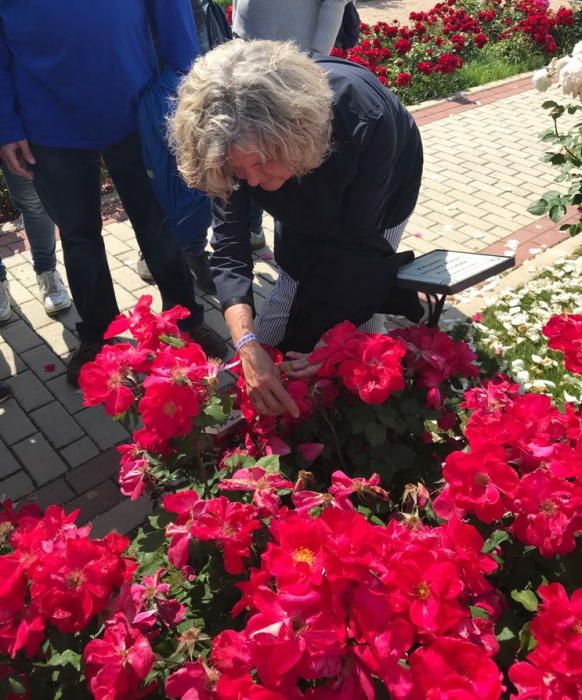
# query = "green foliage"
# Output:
<box><xmin>529</xmin><ymin>99</ymin><xmax>582</xmax><ymax>237</ymax></box>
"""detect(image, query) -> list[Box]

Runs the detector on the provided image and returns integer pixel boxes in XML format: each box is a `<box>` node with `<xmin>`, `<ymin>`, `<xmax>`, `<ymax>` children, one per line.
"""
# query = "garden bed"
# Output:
<box><xmin>0</xmin><ymin>265</ymin><xmax>579</xmax><ymax>698</ymax></box>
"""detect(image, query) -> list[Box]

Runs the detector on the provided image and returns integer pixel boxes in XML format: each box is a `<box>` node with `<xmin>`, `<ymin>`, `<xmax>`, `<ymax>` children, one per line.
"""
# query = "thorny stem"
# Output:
<box><xmin>553</xmin><ymin>116</ymin><xmax>582</xmax><ymax>167</ymax></box>
<box><xmin>318</xmin><ymin>406</ymin><xmax>346</xmax><ymax>468</ymax></box>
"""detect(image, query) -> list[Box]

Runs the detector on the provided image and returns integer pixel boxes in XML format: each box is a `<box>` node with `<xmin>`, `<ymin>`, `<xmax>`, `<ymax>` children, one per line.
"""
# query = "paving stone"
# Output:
<box><xmin>60</xmin><ymin>436</ymin><xmax>100</xmax><ymax>469</ymax></box>
<box><xmin>68</xmin><ymin>479</ymin><xmax>124</xmax><ymax>523</ymax></box>
<box><xmin>20</xmin><ymin>344</ymin><xmax>66</xmax><ymax>378</ymax></box>
<box><xmin>0</xmin><ymin>398</ymin><xmax>36</xmax><ymax>445</ymax></box>
<box><xmin>0</xmin><ymin>471</ymin><xmax>34</xmax><ymax>501</ymax></box>
<box><xmin>66</xmin><ymin>447</ymin><xmax>120</xmax><ymax>493</ymax></box>
<box><xmin>29</xmin><ymin>402</ymin><xmax>84</xmax><ymax>449</ymax></box>
<box><xmin>34</xmin><ymin>477</ymin><xmax>75</xmax><ymax>508</ymax></box>
<box><xmin>0</xmin><ymin>438</ymin><xmax>19</xmax><ymax>479</ymax></box>
<box><xmin>56</xmin><ymin>304</ymin><xmax>82</xmax><ymax>333</ymax></box>
<box><xmin>103</xmin><ymin>234</ymin><xmax>131</xmax><ymax>256</ymax></box>
<box><xmin>34</xmin><ymin>324</ymin><xmax>78</xmax><ymax>358</ymax></box>
<box><xmin>74</xmin><ymin>407</ymin><xmax>129</xmax><ymax>451</ymax></box>
<box><xmin>91</xmin><ymin>495</ymin><xmax>152</xmax><ymax>536</ymax></box>
<box><xmin>45</xmin><ymin>374</ymin><xmax>85</xmax><ymax>414</ymax></box>
<box><xmin>0</xmin><ymin>319</ymin><xmax>44</xmax><ymax>353</ymax></box>
<box><xmin>0</xmin><ymin>341</ymin><xmax>26</xmax><ymax>379</ymax></box>
<box><xmin>13</xmin><ymin>433</ymin><xmax>67</xmax><ymax>486</ymax></box>
<box><xmin>16</xmin><ymin>298</ymin><xmax>54</xmax><ymax>330</ymax></box>
<box><xmin>5</xmin><ymin>370</ymin><xmax>53</xmax><ymax>412</ymax></box>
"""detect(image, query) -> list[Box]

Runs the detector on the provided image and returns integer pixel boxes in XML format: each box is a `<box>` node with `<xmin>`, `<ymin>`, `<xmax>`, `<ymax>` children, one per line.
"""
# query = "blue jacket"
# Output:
<box><xmin>0</xmin><ymin>0</ymin><xmax>199</xmax><ymax>148</ymax></box>
<box><xmin>138</xmin><ymin>69</ymin><xmax>211</xmax><ymax>249</ymax></box>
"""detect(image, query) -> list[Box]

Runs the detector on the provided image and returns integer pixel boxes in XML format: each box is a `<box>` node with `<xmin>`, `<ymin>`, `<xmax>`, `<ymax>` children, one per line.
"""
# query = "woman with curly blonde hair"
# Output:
<box><xmin>170</xmin><ymin>39</ymin><xmax>423</xmax><ymax>418</ymax></box>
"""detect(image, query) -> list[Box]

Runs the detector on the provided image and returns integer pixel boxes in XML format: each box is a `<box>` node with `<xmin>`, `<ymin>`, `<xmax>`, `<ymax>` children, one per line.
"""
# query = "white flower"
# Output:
<box><xmin>516</xmin><ymin>370</ymin><xmax>530</xmax><ymax>383</ymax></box>
<box><xmin>559</xmin><ymin>56</ymin><xmax>582</xmax><ymax>99</ymax></box>
<box><xmin>572</xmin><ymin>41</ymin><xmax>582</xmax><ymax>57</ymax></box>
<box><xmin>549</xmin><ymin>55</ymin><xmax>572</xmax><ymax>74</ymax></box>
<box><xmin>532</xmin><ymin>68</ymin><xmax>552</xmax><ymax>92</ymax></box>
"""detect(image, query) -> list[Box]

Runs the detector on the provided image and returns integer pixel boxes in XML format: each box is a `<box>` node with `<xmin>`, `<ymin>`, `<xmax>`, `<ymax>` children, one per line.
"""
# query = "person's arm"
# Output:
<box><xmin>0</xmin><ymin>23</ymin><xmax>34</xmax><ymax>178</ymax></box>
<box><xmin>212</xmin><ymin>186</ymin><xmax>299</xmax><ymax>418</ymax></box>
<box><xmin>148</xmin><ymin>0</ymin><xmax>200</xmax><ymax>73</ymax></box>
<box><xmin>312</xmin><ymin>0</ymin><xmax>349</xmax><ymax>54</ymax></box>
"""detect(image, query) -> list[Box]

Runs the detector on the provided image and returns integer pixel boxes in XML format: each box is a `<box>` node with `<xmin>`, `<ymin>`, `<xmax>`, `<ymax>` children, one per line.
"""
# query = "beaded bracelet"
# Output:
<box><xmin>235</xmin><ymin>332</ymin><xmax>258</xmax><ymax>352</ymax></box>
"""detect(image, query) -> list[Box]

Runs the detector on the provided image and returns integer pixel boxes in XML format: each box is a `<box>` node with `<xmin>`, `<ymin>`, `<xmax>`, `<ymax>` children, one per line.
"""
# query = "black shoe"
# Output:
<box><xmin>0</xmin><ymin>381</ymin><xmax>12</xmax><ymax>403</ymax></box>
<box><xmin>187</xmin><ymin>253</ymin><xmax>216</xmax><ymax>295</ymax></box>
<box><xmin>66</xmin><ymin>340</ymin><xmax>105</xmax><ymax>388</ymax></box>
<box><xmin>189</xmin><ymin>323</ymin><xmax>228</xmax><ymax>360</ymax></box>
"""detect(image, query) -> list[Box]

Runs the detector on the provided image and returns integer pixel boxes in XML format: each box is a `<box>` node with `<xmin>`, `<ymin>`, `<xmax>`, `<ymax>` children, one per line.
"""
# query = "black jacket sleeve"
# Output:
<box><xmin>210</xmin><ymin>183</ymin><xmax>255</xmax><ymax>312</ymax></box>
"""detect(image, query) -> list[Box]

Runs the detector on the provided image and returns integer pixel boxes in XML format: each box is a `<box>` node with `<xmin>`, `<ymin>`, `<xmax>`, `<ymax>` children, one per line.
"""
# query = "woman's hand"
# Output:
<box><xmin>241</xmin><ymin>342</ymin><xmax>299</xmax><ymax>417</ymax></box>
<box><xmin>285</xmin><ymin>350</ymin><xmax>322</xmax><ymax>379</ymax></box>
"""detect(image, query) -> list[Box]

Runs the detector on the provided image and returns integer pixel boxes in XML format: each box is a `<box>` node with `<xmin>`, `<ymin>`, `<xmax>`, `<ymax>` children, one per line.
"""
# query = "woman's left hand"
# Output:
<box><xmin>285</xmin><ymin>350</ymin><xmax>322</xmax><ymax>379</ymax></box>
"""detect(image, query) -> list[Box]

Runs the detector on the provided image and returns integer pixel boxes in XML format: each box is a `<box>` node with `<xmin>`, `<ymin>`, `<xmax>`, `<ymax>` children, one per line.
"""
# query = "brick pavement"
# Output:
<box><xmin>0</xmin><ymin>74</ymin><xmax>575</xmax><ymax>533</ymax></box>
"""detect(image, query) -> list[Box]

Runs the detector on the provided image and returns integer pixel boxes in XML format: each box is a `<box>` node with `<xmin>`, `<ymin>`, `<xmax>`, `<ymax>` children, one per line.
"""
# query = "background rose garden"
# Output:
<box><xmin>0</xmin><ymin>289</ymin><xmax>579</xmax><ymax>699</ymax></box>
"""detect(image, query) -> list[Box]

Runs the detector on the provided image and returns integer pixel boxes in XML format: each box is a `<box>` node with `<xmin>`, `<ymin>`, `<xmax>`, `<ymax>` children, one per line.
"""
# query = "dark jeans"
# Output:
<box><xmin>31</xmin><ymin>132</ymin><xmax>203</xmax><ymax>342</ymax></box>
<box><xmin>0</xmin><ymin>166</ymin><xmax>56</xmax><ymax>280</ymax></box>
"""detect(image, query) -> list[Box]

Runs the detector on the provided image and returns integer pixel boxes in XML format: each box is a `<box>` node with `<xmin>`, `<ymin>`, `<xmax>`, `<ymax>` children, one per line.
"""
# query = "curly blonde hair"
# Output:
<box><xmin>169</xmin><ymin>40</ymin><xmax>334</xmax><ymax>200</ymax></box>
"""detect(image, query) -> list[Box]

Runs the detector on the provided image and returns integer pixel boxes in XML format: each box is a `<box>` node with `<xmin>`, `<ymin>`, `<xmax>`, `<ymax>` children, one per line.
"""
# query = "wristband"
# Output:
<box><xmin>235</xmin><ymin>333</ymin><xmax>258</xmax><ymax>352</ymax></box>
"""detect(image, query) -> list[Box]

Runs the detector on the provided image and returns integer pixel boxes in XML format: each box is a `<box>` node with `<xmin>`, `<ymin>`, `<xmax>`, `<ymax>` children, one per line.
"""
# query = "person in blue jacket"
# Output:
<box><xmin>0</xmin><ymin>0</ymin><xmax>227</xmax><ymax>387</ymax></box>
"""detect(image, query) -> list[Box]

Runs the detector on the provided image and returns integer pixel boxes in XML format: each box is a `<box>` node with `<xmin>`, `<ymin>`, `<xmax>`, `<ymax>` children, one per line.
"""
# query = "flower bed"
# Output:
<box><xmin>457</xmin><ymin>251</ymin><xmax>582</xmax><ymax>404</ymax></box>
<box><xmin>0</xmin><ymin>294</ymin><xmax>580</xmax><ymax>699</ymax></box>
<box><xmin>333</xmin><ymin>0</ymin><xmax>580</xmax><ymax>104</ymax></box>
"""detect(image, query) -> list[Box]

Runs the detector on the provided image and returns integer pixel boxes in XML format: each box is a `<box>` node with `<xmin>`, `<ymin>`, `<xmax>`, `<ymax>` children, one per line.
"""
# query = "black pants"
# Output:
<box><xmin>31</xmin><ymin>132</ymin><xmax>204</xmax><ymax>342</ymax></box>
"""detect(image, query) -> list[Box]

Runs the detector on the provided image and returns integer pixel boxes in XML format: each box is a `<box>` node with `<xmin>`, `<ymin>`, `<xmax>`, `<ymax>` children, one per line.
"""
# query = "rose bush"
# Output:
<box><xmin>0</xmin><ymin>299</ymin><xmax>579</xmax><ymax>699</ymax></box>
<box><xmin>331</xmin><ymin>0</ymin><xmax>580</xmax><ymax>104</ymax></box>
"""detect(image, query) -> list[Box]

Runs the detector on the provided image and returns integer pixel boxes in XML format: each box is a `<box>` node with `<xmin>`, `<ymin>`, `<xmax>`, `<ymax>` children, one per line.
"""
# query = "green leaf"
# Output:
<box><xmin>527</xmin><ymin>199</ymin><xmax>548</xmax><ymax>216</ymax></box>
<box><xmin>541</xmin><ymin>100</ymin><xmax>559</xmax><ymax>109</ymax></box>
<box><xmin>511</xmin><ymin>589</ymin><xmax>539</xmax><ymax>612</ymax></box>
<box><xmin>256</xmin><ymin>455</ymin><xmax>281</xmax><ymax>473</ymax></box>
<box><xmin>549</xmin><ymin>204</ymin><xmax>567</xmax><ymax>222</ymax></box>
<box><xmin>549</xmin><ymin>153</ymin><xmax>567</xmax><ymax>166</ymax></box>
<box><xmin>482</xmin><ymin>528</ymin><xmax>510</xmax><ymax>553</ymax></box>
<box><xmin>45</xmin><ymin>649</ymin><xmax>82</xmax><ymax>671</ymax></box>
<box><xmin>203</xmin><ymin>403</ymin><xmax>227</xmax><ymax>422</ymax></box>
<box><xmin>365</xmin><ymin>422</ymin><xmax>386</xmax><ymax>448</ymax></box>
<box><xmin>470</xmin><ymin>605</ymin><xmax>490</xmax><ymax>619</ymax></box>
<box><xmin>159</xmin><ymin>334</ymin><xmax>186</xmax><ymax>348</ymax></box>
<box><xmin>518</xmin><ymin>622</ymin><xmax>537</xmax><ymax>653</ymax></box>
<box><xmin>496</xmin><ymin>626</ymin><xmax>516</xmax><ymax>642</ymax></box>
<box><xmin>8</xmin><ymin>677</ymin><xmax>27</xmax><ymax>694</ymax></box>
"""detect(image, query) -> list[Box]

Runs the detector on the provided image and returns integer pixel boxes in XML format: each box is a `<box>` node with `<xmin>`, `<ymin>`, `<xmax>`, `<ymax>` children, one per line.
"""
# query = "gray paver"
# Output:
<box><xmin>66</xmin><ymin>448</ymin><xmax>120</xmax><ymax>494</ymax></box>
<box><xmin>0</xmin><ymin>438</ymin><xmax>20</xmax><ymax>479</ymax></box>
<box><xmin>0</xmin><ymin>319</ymin><xmax>43</xmax><ymax>353</ymax></box>
<box><xmin>20</xmin><ymin>344</ymin><xmax>66</xmax><ymax>378</ymax></box>
<box><xmin>16</xmin><ymin>298</ymin><xmax>54</xmax><ymax>330</ymax></box>
<box><xmin>29</xmin><ymin>401</ymin><xmax>85</xmax><ymax>449</ymax></box>
<box><xmin>45</xmin><ymin>374</ymin><xmax>85</xmax><ymax>414</ymax></box>
<box><xmin>34</xmin><ymin>477</ymin><xmax>75</xmax><ymax>508</ymax></box>
<box><xmin>0</xmin><ymin>341</ymin><xmax>26</xmax><ymax>379</ymax></box>
<box><xmin>5</xmin><ymin>370</ymin><xmax>53</xmax><ymax>412</ymax></box>
<box><xmin>13</xmin><ymin>433</ymin><xmax>67</xmax><ymax>486</ymax></box>
<box><xmin>0</xmin><ymin>471</ymin><xmax>34</xmax><ymax>500</ymax></box>
<box><xmin>91</xmin><ymin>495</ymin><xmax>152</xmax><ymax>536</ymax></box>
<box><xmin>74</xmin><ymin>407</ymin><xmax>130</xmax><ymax>451</ymax></box>
<box><xmin>68</xmin><ymin>479</ymin><xmax>124</xmax><ymax>522</ymax></box>
<box><xmin>0</xmin><ymin>399</ymin><xmax>36</xmax><ymax>445</ymax></box>
<box><xmin>61</xmin><ymin>436</ymin><xmax>100</xmax><ymax>469</ymax></box>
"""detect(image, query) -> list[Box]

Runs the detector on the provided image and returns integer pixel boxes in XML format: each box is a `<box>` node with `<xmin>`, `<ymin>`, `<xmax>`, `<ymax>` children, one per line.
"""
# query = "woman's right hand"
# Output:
<box><xmin>240</xmin><ymin>341</ymin><xmax>299</xmax><ymax>418</ymax></box>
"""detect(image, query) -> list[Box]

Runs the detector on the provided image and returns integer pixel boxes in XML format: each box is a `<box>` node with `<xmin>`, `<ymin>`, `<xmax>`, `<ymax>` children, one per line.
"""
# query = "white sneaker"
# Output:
<box><xmin>0</xmin><ymin>280</ymin><xmax>11</xmax><ymax>323</ymax></box>
<box><xmin>37</xmin><ymin>270</ymin><xmax>72</xmax><ymax>315</ymax></box>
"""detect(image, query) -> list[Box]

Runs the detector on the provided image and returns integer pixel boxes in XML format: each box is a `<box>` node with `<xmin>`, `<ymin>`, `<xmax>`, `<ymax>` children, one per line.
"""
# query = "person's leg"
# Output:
<box><xmin>30</xmin><ymin>144</ymin><xmax>119</xmax><ymax>340</ymax></box>
<box><xmin>360</xmin><ymin>218</ymin><xmax>410</xmax><ymax>333</ymax></box>
<box><xmin>103</xmin><ymin>132</ymin><xmax>204</xmax><ymax>323</ymax></box>
<box><xmin>0</xmin><ymin>256</ymin><xmax>10</xmax><ymax>323</ymax></box>
<box><xmin>103</xmin><ymin>132</ymin><xmax>226</xmax><ymax>358</ymax></box>
<box><xmin>1</xmin><ymin>166</ymin><xmax>71</xmax><ymax>314</ymax></box>
<box><xmin>255</xmin><ymin>270</ymin><xmax>298</xmax><ymax>347</ymax></box>
<box><xmin>1</xmin><ymin>166</ymin><xmax>56</xmax><ymax>274</ymax></box>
